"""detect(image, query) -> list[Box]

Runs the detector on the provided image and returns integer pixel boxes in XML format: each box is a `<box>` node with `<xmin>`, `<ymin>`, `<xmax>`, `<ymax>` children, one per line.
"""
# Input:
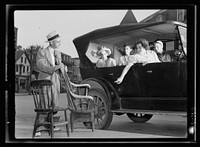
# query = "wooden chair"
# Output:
<box><xmin>61</xmin><ymin>71</ymin><xmax>95</xmax><ymax>132</ymax></box>
<box><xmin>30</xmin><ymin>79</ymin><xmax>70</xmax><ymax>138</ymax></box>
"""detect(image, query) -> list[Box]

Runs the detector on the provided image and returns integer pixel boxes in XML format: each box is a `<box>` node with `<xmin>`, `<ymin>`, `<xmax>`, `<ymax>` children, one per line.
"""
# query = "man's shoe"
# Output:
<box><xmin>35</xmin><ymin>132</ymin><xmax>41</xmax><ymax>137</ymax></box>
<box><xmin>44</xmin><ymin>126</ymin><xmax>61</xmax><ymax>132</ymax></box>
<box><xmin>53</xmin><ymin>127</ymin><xmax>61</xmax><ymax>132</ymax></box>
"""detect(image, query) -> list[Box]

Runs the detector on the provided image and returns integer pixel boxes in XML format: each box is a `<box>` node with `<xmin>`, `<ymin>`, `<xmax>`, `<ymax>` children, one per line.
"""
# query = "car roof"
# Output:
<box><xmin>73</xmin><ymin>20</ymin><xmax>186</xmax><ymax>67</ymax></box>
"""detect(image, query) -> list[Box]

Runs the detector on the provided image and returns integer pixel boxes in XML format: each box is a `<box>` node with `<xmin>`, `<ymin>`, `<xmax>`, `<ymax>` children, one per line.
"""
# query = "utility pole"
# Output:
<box><xmin>29</xmin><ymin>46</ymin><xmax>33</xmax><ymax>94</ymax></box>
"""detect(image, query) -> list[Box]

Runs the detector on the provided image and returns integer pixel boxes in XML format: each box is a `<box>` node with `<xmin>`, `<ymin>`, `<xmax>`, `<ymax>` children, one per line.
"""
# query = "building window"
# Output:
<box><xmin>23</xmin><ymin>66</ymin><xmax>25</xmax><ymax>73</ymax></box>
<box><xmin>177</xmin><ymin>9</ymin><xmax>184</xmax><ymax>22</ymax></box>
<box><xmin>16</xmin><ymin>65</ymin><xmax>18</xmax><ymax>72</ymax></box>
<box><xmin>27</xmin><ymin>66</ymin><xmax>29</xmax><ymax>72</ymax></box>
<box><xmin>21</xmin><ymin>57</ymin><xmax>23</xmax><ymax>63</ymax></box>
<box><xmin>156</xmin><ymin>15</ymin><xmax>162</xmax><ymax>22</ymax></box>
<box><xmin>19</xmin><ymin>78</ymin><xmax>26</xmax><ymax>90</ymax></box>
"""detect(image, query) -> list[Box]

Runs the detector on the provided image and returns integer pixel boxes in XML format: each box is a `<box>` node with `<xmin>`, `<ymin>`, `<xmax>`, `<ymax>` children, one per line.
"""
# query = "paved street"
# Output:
<box><xmin>14</xmin><ymin>93</ymin><xmax>187</xmax><ymax>141</ymax></box>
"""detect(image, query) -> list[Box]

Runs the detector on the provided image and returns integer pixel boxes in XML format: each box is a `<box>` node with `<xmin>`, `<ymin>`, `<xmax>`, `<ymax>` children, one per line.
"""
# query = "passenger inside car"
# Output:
<box><xmin>91</xmin><ymin>46</ymin><xmax>117</xmax><ymax>68</ymax></box>
<box><xmin>114</xmin><ymin>39</ymin><xmax>160</xmax><ymax>84</ymax></box>
<box><xmin>118</xmin><ymin>43</ymin><xmax>135</xmax><ymax>66</ymax></box>
<box><xmin>154</xmin><ymin>40</ymin><xmax>172</xmax><ymax>62</ymax></box>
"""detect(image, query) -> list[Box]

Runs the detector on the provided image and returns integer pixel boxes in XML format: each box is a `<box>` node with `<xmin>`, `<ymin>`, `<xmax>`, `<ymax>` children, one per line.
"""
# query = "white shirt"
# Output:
<box><xmin>49</xmin><ymin>47</ymin><xmax>55</xmax><ymax>66</ymax></box>
<box><xmin>146</xmin><ymin>50</ymin><xmax>161</xmax><ymax>63</ymax></box>
<box><xmin>129</xmin><ymin>50</ymin><xmax>160</xmax><ymax>64</ymax></box>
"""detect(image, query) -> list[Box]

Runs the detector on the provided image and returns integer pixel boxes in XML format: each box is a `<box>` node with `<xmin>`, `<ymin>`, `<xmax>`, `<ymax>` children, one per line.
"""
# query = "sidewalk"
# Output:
<box><xmin>14</xmin><ymin>93</ymin><xmax>178</xmax><ymax>140</ymax></box>
<box><xmin>15</xmin><ymin>123</ymin><xmax>174</xmax><ymax>139</ymax></box>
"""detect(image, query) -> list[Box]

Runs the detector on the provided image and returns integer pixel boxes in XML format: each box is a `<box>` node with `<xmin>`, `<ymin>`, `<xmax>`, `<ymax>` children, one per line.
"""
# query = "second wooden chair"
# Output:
<box><xmin>61</xmin><ymin>71</ymin><xmax>95</xmax><ymax>132</ymax></box>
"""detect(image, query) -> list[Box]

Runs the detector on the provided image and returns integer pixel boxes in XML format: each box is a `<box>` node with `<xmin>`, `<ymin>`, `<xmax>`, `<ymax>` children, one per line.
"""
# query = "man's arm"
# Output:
<box><xmin>36</xmin><ymin>49</ymin><xmax>61</xmax><ymax>75</ymax></box>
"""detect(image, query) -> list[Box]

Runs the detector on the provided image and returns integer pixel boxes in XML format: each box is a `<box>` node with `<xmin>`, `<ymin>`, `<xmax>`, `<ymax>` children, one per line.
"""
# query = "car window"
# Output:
<box><xmin>165</xmin><ymin>41</ymin><xmax>174</xmax><ymax>51</ymax></box>
<box><xmin>85</xmin><ymin>42</ymin><xmax>117</xmax><ymax>67</ymax></box>
<box><xmin>85</xmin><ymin>42</ymin><xmax>100</xmax><ymax>63</ymax></box>
<box><xmin>178</xmin><ymin>26</ymin><xmax>187</xmax><ymax>55</ymax></box>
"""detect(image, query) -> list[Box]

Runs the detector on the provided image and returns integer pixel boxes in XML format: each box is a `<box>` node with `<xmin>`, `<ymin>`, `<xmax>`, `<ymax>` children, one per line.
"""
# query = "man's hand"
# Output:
<box><xmin>54</xmin><ymin>63</ymin><xmax>65</xmax><ymax>71</ymax></box>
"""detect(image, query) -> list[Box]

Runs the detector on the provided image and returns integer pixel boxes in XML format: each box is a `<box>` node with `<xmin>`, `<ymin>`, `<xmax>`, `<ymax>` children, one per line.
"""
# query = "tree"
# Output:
<box><xmin>25</xmin><ymin>44</ymin><xmax>42</xmax><ymax>73</ymax></box>
<box><xmin>24</xmin><ymin>44</ymin><xmax>42</xmax><ymax>94</ymax></box>
<box><xmin>16</xmin><ymin>45</ymin><xmax>23</xmax><ymax>51</ymax></box>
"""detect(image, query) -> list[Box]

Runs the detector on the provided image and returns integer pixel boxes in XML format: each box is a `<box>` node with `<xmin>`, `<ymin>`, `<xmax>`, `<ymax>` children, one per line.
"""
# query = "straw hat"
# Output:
<box><xmin>46</xmin><ymin>30</ymin><xmax>61</xmax><ymax>42</ymax></box>
<box><xmin>91</xmin><ymin>46</ymin><xmax>111</xmax><ymax>58</ymax></box>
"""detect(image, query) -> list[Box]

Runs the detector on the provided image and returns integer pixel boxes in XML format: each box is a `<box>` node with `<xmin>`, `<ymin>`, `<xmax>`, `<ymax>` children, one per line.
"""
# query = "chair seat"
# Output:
<box><xmin>37</xmin><ymin>120</ymin><xmax>69</xmax><ymax>127</ymax></box>
<box><xmin>54</xmin><ymin>106</ymin><xmax>68</xmax><ymax>111</ymax></box>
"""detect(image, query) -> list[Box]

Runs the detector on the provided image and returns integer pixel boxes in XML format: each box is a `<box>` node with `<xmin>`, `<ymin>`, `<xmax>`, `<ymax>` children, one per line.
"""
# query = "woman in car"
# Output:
<box><xmin>118</xmin><ymin>43</ymin><xmax>136</xmax><ymax>66</ymax></box>
<box><xmin>91</xmin><ymin>46</ymin><xmax>116</xmax><ymax>68</ymax></box>
<box><xmin>115</xmin><ymin>39</ymin><xmax>160</xmax><ymax>84</ymax></box>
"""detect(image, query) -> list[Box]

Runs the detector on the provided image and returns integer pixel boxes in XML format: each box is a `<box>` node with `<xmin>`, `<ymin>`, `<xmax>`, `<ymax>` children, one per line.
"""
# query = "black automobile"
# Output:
<box><xmin>73</xmin><ymin>21</ymin><xmax>187</xmax><ymax>129</ymax></box>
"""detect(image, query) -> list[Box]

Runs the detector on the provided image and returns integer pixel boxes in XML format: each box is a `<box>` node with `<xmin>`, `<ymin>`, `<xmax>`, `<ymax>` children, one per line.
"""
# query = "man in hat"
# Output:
<box><xmin>36</xmin><ymin>31</ymin><xmax>66</xmax><ymax>134</ymax></box>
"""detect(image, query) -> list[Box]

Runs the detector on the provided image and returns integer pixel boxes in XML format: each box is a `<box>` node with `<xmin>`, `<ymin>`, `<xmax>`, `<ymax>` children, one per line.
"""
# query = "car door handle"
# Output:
<box><xmin>147</xmin><ymin>70</ymin><xmax>152</xmax><ymax>73</ymax></box>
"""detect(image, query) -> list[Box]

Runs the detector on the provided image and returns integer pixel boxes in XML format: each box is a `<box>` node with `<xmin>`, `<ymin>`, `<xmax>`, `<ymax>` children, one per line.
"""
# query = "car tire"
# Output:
<box><xmin>127</xmin><ymin>113</ymin><xmax>153</xmax><ymax>123</ymax></box>
<box><xmin>83</xmin><ymin>88</ymin><xmax>113</xmax><ymax>130</ymax></box>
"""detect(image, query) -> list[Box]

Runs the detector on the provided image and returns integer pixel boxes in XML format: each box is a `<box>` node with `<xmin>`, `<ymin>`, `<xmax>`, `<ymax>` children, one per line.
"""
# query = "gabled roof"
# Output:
<box><xmin>15</xmin><ymin>50</ymin><xmax>24</xmax><ymax>61</ymax></box>
<box><xmin>120</xmin><ymin>10</ymin><xmax>138</xmax><ymax>25</ymax></box>
<box><xmin>15</xmin><ymin>50</ymin><xmax>31</xmax><ymax>64</ymax></box>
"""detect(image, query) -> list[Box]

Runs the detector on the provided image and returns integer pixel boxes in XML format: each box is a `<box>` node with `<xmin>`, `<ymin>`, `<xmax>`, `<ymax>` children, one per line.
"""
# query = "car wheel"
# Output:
<box><xmin>83</xmin><ymin>88</ymin><xmax>113</xmax><ymax>130</ymax></box>
<box><xmin>127</xmin><ymin>113</ymin><xmax>153</xmax><ymax>123</ymax></box>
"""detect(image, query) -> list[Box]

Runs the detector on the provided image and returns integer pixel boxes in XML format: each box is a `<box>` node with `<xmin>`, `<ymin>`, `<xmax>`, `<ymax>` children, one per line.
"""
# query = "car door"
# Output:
<box><xmin>120</xmin><ymin>61</ymin><xmax>185</xmax><ymax>111</ymax></box>
<box><xmin>137</xmin><ymin>62</ymin><xmax>181</xmax><ymax>97</ymax></box>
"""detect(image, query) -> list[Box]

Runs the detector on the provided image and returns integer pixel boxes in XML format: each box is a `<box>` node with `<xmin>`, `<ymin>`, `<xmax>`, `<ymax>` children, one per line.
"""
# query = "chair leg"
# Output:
<box><xmin>50</xmin><ymin>113</ymin><xmax>54</xmax><ymax>138</ymax></box>
<box><xmin>64</xmin><ymin>110</ymin><xmax>70</xmax><ymax>137</ymax></box>
<box><xmin>91</xmin><ymin>113</ymin><xmax>95</xmax><ymax>132</ymax></box>
<box><xmin>45</xmin><ymin>113</ymin><xmax>51</xmax><ymax>136</ymax></box>
<box><xmin>32</xmin><ymin>113</ymin><xmax>40</xmax><ymax>138</ymax></box>
<box><xmin>70</xmin><ymin>113</ymin><xmax>73</xmax><ymax>133</ymax></box>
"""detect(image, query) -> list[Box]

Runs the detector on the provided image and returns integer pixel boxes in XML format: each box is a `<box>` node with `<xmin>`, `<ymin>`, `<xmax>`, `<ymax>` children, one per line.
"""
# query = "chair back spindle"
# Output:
<box><xmin>31</xmin><ymin>80</ymin><xmax>54</xmax><ymax>111</ymax></box>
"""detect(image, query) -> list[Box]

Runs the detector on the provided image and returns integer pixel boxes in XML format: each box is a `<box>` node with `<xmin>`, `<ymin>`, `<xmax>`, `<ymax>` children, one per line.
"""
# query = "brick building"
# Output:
<box><xmin>72</xmin><ymin>57</ymin><xmax>82</xmax><ymax>84</ymax></box>
<box><xmin>140</xmin><ymin>9</ymin><xmax>187</xmax><ymax>23</ymax></box>
<box><xmin>140</xmin><ymin>9</ymin><xmax>187</xmax><ymax>52</ymax></box>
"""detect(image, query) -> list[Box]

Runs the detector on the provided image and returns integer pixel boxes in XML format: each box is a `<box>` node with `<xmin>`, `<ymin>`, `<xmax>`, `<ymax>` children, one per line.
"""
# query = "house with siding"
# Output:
<box><xmin>15</xmin><ymin>50</ymin><xmax>31</xmax><ymax>93</ymax></box>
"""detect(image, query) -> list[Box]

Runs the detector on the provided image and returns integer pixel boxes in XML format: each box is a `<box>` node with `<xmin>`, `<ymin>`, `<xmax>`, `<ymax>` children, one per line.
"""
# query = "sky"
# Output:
<box><xmin>14</xmin><ymin>10</ymin><xmax>159</xmax><ymax>58</ymax></box>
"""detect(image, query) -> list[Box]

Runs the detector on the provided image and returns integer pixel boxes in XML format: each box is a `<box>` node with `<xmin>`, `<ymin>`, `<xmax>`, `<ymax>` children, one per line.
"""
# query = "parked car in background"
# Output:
<box><xmin>73</xmin><ymin>21</ymin><xmax>187</xmax><ymax>129</ymax></box>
